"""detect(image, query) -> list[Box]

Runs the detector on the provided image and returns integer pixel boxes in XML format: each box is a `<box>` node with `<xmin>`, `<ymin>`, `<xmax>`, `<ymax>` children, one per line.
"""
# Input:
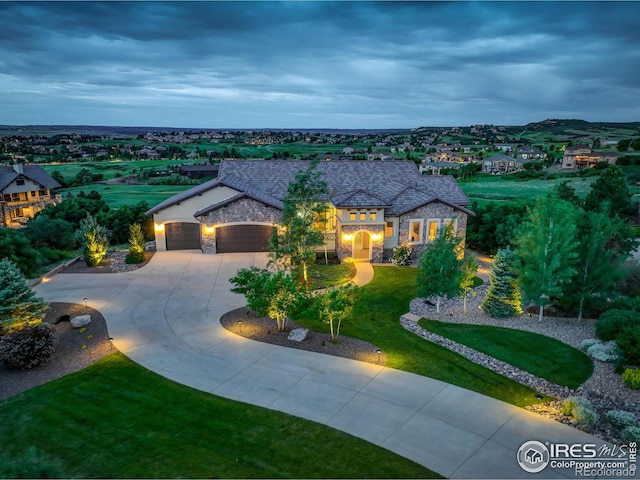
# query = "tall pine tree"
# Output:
<box><xmin>0</xmin><ymin>258</ymin><xmax>48</xmax><ymax>335</ymax></box>
<box><xmin>481</xmin><ymin>247</ymin><xmax>523</xmax><ymax>318</ymax></box>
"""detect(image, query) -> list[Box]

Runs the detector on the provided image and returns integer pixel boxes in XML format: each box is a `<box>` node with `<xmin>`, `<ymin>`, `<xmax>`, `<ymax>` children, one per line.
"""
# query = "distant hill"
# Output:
<box><xmin>512</xmin><ymin>119</ymin><xmax>640</xmax><ymax>135</ymax></box>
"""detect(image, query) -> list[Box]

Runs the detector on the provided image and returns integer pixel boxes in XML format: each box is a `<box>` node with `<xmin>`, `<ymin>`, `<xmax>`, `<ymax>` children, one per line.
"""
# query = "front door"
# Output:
<box><xmin>354</xmin><ymin>231</ymin><xmax>370</xmax><ymax>260</ymax></box>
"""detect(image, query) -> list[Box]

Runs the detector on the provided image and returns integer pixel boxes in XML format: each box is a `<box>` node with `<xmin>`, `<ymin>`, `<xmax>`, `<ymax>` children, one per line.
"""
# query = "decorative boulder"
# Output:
<box><xmin>288</xmin><ymin>328</ymin><xmax>309</xmax><ymax>342</ymax></box>
<box><xmin>70</xmin><ymin>315</ymin><xmax>91</xmax><ymax>328</ymax></box>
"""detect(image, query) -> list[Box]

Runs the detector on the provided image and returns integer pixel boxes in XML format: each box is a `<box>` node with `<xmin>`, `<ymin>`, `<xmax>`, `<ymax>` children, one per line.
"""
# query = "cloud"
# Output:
<box><xmin>0</xmin><ymin>1</ymin><xmax>638</xmax><ymax>128</ymax></box>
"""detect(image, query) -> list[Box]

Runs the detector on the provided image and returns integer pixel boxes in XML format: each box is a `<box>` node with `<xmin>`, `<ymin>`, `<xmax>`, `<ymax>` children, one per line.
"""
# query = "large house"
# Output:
<box><xmin>561</xmin><ymin>145</ymin><xmax>619</xmax><ymax>169</ymax></box>
<box><xmin>146</xmin><ymin>160</ymin><xmax>472</xmax><ymax>263</ymax></box>
<box><xmin>482</xmin><ymin>154</ymin><xmax>527</xmax><ymax>174</ymax></box>
<box><xmin>0</xmin><ymin>164</ymin><xmax>61</xmax><ymax>227</ymax></box>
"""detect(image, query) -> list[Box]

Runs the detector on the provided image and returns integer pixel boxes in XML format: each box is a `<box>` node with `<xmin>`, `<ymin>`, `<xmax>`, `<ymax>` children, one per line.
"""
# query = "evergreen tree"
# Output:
<box><xmin>0</xmin><ymin>258</ymin><xmax>48</xmax><ymax>335</ymax></box>
<box><xmin>584</xmin><ymin>165</ymin><xmax>635</xmax><ymax>219</ymax></box>
<box><xmin>268</xmin><ymin>161</ymin><xmax>328</xmax><ymax>283</ymax></box>
<box><xmin>417</xmin><ymin>223</ymin><xmax>463</xmax><ymax>313</ymax></box>
<box><xmin>77</xmin><ymin>214</ymin><xmax>110</xmax><ymax>267</ymax></box>
<box><xmin>481</xmin><ymin>247</ymin><xmax>523</xmax><ymax>318</ymax></box>
<box><xmin>515</xmin><ymin>196</ymin><xmax>579</xmax><ymax>321</ymax></box>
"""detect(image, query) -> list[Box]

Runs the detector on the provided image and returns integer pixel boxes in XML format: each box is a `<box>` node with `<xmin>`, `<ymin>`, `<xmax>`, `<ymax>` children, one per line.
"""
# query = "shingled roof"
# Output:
<box><xmin>0</xmin><ymin>164</ymin><xmax>61</xmax><ymax>192</ymax></box>
<box><xmin>147</xmin><ymin>159</ymin><xmax>471</xmax><ymax>216</ymax></box>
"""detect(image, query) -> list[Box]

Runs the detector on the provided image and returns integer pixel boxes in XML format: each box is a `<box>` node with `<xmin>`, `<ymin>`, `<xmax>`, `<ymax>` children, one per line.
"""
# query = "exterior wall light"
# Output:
<box><xmin>342</xmin><ymin>233</ymin><xmax>354</xmax><ymax>241</ymax></box>
<box><xmin>371</xmin><ymin>233</ymin><xmax>383</xmax><ymax>241</ymax></box>
<box><xmin>203</xmin><ymin>225</ymin><xmax>215</xmax><ymax>235</ymax></box>
<box><xmin>154</xmin><ymin>223</ymin><xmax>165</xmax><ymax>232</ymax></box>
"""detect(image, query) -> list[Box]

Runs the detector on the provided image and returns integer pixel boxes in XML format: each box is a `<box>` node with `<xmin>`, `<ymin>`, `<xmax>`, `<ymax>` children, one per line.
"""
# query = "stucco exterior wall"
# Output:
<box><xmin>152</xmin><ymin>185</ymin><xmax>240</xmax><ymax>250</ymax></box>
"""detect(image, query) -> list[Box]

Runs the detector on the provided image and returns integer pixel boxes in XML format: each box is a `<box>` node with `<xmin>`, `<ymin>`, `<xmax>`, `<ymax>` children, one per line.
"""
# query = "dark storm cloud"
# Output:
<box><xmin>0</xmin><ymin>1</ymin><xmax>638</xmax><ymax>128</ymax></box>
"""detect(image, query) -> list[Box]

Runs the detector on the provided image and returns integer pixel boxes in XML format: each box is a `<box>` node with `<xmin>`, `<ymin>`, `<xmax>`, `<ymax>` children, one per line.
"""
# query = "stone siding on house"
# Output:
<box><xmin>198</xmin><ymin>197</ymin><xmax>281</xmax><ymax>253</ymax></box>
<box><xmin>336</xmin><ymin>223</ymin><xmax>385</xmax><ymax>263</ymax></box>
<box><xmin>398</xmin><ymin>203</ymin><xmax>467</xmax><ymax>261</ymax></box>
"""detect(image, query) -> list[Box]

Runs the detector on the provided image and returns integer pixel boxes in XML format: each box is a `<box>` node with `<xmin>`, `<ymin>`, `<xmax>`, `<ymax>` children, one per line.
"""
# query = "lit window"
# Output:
<box><xmin>409</xmin><ymin>220</ymin><xmax>423</xmax><ymax>243</ymax></box>
<box><xmin>350</xmin><ymin>212</ymin><xmax>356</xmax><ymax>221</ymax></box>
<box><xmin>428</xmin><ymin>221</ymin><xmax>439</xmax><ymax>241</ymax></box>
<box><xmin>370</xmin><ymin>212</ymin><xmax>376</xmax><ymax>221</ymax></box>
<box><xmin>385</xmin><ymin>221</ymin><xmax>393</xmax><ymax>237</ymax></box>
<box><xmin>360</xmin><ymin>212</ymin><xmax>366</xmax><ymax>221</ymax></box>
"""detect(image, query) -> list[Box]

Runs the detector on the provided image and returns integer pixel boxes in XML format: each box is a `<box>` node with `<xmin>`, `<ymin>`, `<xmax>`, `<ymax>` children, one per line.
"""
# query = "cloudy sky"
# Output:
<box><xmin>1</xmin><ymin>1</ymin><xmax>639</xmax><ymax>129</ymax></box>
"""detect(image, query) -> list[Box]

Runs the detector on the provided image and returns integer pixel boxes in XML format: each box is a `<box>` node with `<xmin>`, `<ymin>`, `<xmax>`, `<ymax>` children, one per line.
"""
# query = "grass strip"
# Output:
<box><xmin>418</xmin><ymin>319</ymin><xmax>593</xmax><ymax>389</ymax></box>
<box><xmin>0</xmin><ymin>353</ymin><xmax>440</xmax><ymax>479</ymax></box>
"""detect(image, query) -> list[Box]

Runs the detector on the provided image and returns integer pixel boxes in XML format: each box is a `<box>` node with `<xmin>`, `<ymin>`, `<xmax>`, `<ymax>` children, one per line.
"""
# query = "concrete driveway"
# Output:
<box><xmin>35</xmin><ymin>251</ymin><xmax>604</xmax><ymax>479</ymax></box>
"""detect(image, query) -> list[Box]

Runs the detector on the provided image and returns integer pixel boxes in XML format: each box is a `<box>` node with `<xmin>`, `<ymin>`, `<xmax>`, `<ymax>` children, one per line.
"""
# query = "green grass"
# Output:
<box><xmin>418</xmin><ymin>320</ymin><xmax>593</xmax><ymax>389</ymax></box>
<box><xmin>41</xmin><ymin>159</ymin><xmax>195</xmax><ymax>181</ymax></box>
<box><xmin>61</xmin><ymin>184</ymin><xmax>192</xmax><ymax>207</ymax></box>
<box><xmin>460</xmin><ymin>174</ymin><xmax>597</xmax><ymax>202</ymax></box>
<box><xmin>298</xmin><ymin>266</ymin><xmax>549</xmax><ymax>407</ymax></box>
<box><xmin>308</xmin><ymin>260</ymin><xmax>356</xmax><ymax>288</ymax></box>
<box><xmin>0</xmin><ymin>353</ymin><xmax>439</xmax><ymax>479</ymax></box>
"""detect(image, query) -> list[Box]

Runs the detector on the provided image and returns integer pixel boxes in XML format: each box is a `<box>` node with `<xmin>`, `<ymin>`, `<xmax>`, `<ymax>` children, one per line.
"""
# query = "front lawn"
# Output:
<box><xmin>419</xmin><ymin>320</ymin><xmax>593</xmax><ymax>389</ymax></box>
<box><xmin>297</xmin><ymin>266</ymin><xmax>549</xmax><ymax>407</ymax></box>
<box><xmin>0</xmin><ymin>353</ymin><xmax>439</xmax><ymax>479</ymax></box>
<box><xmin>308</xmin><ymin>260</ymin><xmax>355</xmax><ymax>288</ymax></box>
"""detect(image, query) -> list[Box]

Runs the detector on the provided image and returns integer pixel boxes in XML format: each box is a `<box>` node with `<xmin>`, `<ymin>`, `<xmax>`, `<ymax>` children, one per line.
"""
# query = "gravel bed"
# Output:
<box><xmin>409</xmin><ymin>284</ymin><xmax>640</xmax><ymax>443</ymax></box>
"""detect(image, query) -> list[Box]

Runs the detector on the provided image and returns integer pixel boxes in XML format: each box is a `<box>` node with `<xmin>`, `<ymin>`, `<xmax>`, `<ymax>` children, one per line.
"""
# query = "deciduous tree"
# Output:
<box><xmin>515</xmin><ymin>196</ymin><xmax>579</xmax><ymax>321</ymax></box>
<box><xmin>268</xmin><ymin>161</ymin><xmax>328</xmax><ymax>283</ymax></box>
<box><xmin>417</xmin><ymin>223</ymin><xmax>463</xmax><ymax>313</ymax></box>
<box><xmin>315</xmin><ymin>284</ymin><xmax>365</xmax><ymax>341</ymax></box>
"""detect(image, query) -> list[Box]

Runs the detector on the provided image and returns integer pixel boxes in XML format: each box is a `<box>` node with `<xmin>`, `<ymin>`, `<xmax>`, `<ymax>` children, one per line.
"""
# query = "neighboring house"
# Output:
<box><xmin>0</xmin><ymin>164</ymin><xmax>62</xmax><ymax>227</ymax></box>
<box><xmin>178</xmin><ymin>164</ymin><xmax>220</xmax><ymax>178</ymax></box>
<box><xmin>482</xmin><ymin>154</ymin><xmax>527</xmax><ymax>174</ymax></box>
<box><xmin>513</xmin><ymin>146</ymin><xmax>547</xmax><ymax>161</ymax></box>
<box><xmin>419</xmin><ymin>161</ymin><xmax>463</xmax><ymax>175</ymax></box>
<box><xmin>367</xmin><ymin>151</ymin><xmax>393</xmax><ymax>161</ymax></box>
<box><xmin>146</xmin><ymin>160</ymin><xmax>472</xmax><ymax>263</ymax></box>
<box><xmin>561</xmin><ymin>145</ymin><xmax>619</xmax><ymax>169</ymax></box>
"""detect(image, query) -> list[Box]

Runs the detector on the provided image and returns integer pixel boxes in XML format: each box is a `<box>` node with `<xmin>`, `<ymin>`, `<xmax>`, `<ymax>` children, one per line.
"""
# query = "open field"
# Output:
<box><xmin>62</xmin><ymin>184</ymin><xmax>191</xmax><ymax>207</ymax></box>
<box><xmin>40</xmin><ymin>159</ymin><xmax>196</xmax><ymax>181</ymax></box>
<box><xmin>459</xmin><ymin>174</ymin><xmax>597</xmax><ymax>202</ymax></box>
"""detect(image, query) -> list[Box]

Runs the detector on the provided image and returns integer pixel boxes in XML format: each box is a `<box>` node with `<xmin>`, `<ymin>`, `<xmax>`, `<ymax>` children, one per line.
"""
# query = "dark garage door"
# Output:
<box><xmin>216</xmin><ymin>224</ymin><xmax>273</xmax><ymax>253</ymax></box>
<box><xmin>165</xmin><ymin>222</ymin><xmax>201</xmax><ymax>250</ymax></box>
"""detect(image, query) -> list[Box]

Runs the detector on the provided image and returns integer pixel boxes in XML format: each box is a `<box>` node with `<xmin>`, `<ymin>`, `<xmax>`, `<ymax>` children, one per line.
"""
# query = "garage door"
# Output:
<box><xmin>165</xmin><ymin>222</ymin><xmax>201</xmax><ymax>250</ymax></box>
<box><xmin>216</xmin><ymin>224</ymin><xmax>274</xmax><ymax>253</ymax></box>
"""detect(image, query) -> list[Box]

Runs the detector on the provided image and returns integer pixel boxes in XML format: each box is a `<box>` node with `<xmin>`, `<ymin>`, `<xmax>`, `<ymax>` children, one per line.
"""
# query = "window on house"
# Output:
<box><xmin>428</xmin><ymin>221</ymin><xmax>439</xmax><ymax>241</ymax></box>
<box><xmin>16</xmin><ymin>179</ymin><xmax>25</xmax><ymax>186</ymax></box>
<box><xmin>38</xmin><ymin>189</ymin><xmax>46</xmax><ymax>197</ymax></box>
<box><xmin>349</xmin><ymin>212</ymin><xmax>356</xmax><ymax>221</ymax></box>
<box><xmin>370</xmin><ymin>212</ymin><xmax>376</xmax><ymax>221</ymax></box>
<box><xmin>385</xmin><ymin>221</ymin><xmax>394</xmax><ymax>238</ymax></box>
<box><xmin>360</xmin><ymin>212</ymin><xmax>366</xmax><ymax>221</ymax></box>
<box><xmin>30</xmin><ymin>191</ymin><xmax>37</xmax><ymax>198</ymax></box>
<box><xmin>10</xmin><ymin>193</ymin><xmax>20</xmax><ymax>201</ymax></box>
<box><xmin>409</xmin><ymin>219</ymin><xmax>423</xmax><ymax>243</ymax></box>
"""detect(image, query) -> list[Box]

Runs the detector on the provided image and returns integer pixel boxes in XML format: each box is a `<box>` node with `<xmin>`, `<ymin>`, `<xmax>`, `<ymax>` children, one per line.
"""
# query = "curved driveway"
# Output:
<box><xmin>36</xmin><ymin>251</ymin><xmax>602</xmax><ymax>479</ymax></box>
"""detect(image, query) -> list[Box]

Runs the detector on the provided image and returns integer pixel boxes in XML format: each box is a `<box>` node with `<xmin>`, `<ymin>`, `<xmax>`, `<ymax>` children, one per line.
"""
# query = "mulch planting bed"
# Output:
<box><xmin>220</xmin><ymin>307</ymin><xmax>387</xmax><ymax>366</ymax></box>
<box><xmin>0</xmin><ymin>303</ymin><xmax>113</xmax><ymax>401</ymax></box>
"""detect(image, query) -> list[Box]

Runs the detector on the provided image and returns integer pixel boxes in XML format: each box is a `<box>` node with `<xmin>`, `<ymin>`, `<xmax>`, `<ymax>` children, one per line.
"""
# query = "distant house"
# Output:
<box><xmin>315</xmin><ymin>154</ymin><xmax>353</xmax><ymax>162</ymax></box>
<box><xmin>513</xmin><ymin>146</ymin><xmax>547</xmax><ymax>161</ymax></box>
<box><xmin>0</xmin><ymin>164</ymin><xmax>61</xmax><ymax>227</ymax></box>
<box><xmin>367</xmin><ymin>150</ymin><xmax>393</xmax><ymax>161</ymax></box>
<box><xmin>482</xmin><ymin>154</ymin><xmax>526</xmax><ymax>174</ymax></box>
<box><xmin>419</xmin><ymin>161</ymin><xmax>462</xmax><ymax>175</ymax></box>
<box><xmin>561</xmin><ymin>145</ymin><xmax>619</xmax><ymax>169</ymax></box>
<box><xmin>146</xmin><ymin>160</ymin><xmax>472</xmax><ymax>263</ymax></box>
<box><xmin>178</xmin><ymin>164</ymin><xmax>220</xmax><ymax>178</ymax></box>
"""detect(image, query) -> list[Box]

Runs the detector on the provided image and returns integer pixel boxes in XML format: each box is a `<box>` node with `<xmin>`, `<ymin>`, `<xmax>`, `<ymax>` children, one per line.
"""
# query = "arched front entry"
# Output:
<box><xmin>353</xmin><ymin>231</ymin><xmax>371</xmax><ymax>260</ymax></box>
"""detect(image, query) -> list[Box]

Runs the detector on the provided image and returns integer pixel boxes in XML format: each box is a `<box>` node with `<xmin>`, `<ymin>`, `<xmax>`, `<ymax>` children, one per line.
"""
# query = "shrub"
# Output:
<box><xmin>623</xmin><ymin>368</ymin><xmax>640</xmax><ymax>389</ymax></box>
<box><xmin>126</xmin><ymin>223</ymin><xmax>146</xmax><ymax>264</ymax></box>
<box><xmin>605</xmin><ymin>410</ymin><xmax>637</xmax><ymax>429</ymax></box>
<box><xmin>580</xmin><ymin>338</ymin><xmax>599</xmax><ymax>351</ymax></box>
<box><xmin>392</xmin><ymin>244</ymin><xmax>413</xmax><ymax>266</ymax></box>
<box><xmin>621</xmin><ymin>425</ymin><xmax>640</xmax><ymax>443</ymax></box>
<box><xmin>596</xmin><ymin>309</ymin><xmax>640</xmax><ymax>341</ymax></box>
<box><xmin>586</xmin><ymin>340</ymin><xmax>623</xmax><ymax>362</ymax></box>
<box><xmin>617</xmin><ymin>326</ymin><xmax>640</xmax><ymax>365</ymax></box>
<box><xmin>0</xmin><ymin>446</ymin><xmax>65</xmax><ymax>478</ymax></box>
<box><xmin>0</xmin><ymin>323</ymin><xmax>57</xmax><ymax>369</ymax></box>
<box><xmin>77</xmin><ymin>214</ymin><xmax>110</xmax><ymax>267</ymax></box>
<box><xmin>561</xmin><ymin>397</ymin><xmax>599</xmax><ymax>426</ymax></box>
